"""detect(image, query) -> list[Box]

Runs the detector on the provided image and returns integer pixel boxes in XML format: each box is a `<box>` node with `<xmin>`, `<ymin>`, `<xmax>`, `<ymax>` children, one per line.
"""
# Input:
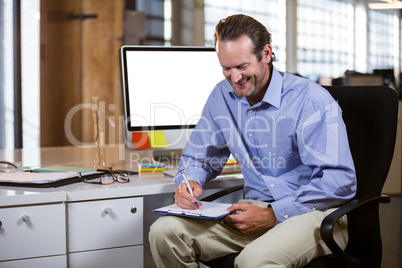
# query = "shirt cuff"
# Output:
<box><xmin>269</xmin><ymin>197</ymin><xmax>298</xmax><ymax>223</ymax></box>
<box><xmin>173</xmin><ymin>167</ymin><xmax>211</xmax><ymax>187</ymax></box>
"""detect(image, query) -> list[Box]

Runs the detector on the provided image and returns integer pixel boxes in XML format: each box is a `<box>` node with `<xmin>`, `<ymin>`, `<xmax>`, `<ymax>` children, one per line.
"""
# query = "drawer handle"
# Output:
<box><xmin>22</xmin><ymin>215</ymin><xmax>30</xmax><ymax>222</ymax></box>
<box><xmin>0</xmin><ymin>220</ymin><xmax>2</xmax><ymax>229</ymax></box>
<box><xmin>131</xmin><ymin>207</ymin><xmax>137</xmax><ymax>214</ymax></box>
<box><xmin>104</xmin><ymin>207</ymin><xmax>113</xmax><ymax>214</ymax></box>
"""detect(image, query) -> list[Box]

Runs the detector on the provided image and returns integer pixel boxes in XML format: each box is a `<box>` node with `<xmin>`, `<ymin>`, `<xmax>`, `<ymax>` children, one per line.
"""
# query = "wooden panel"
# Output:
<box><xmin>40</xmin><ymin>0</ymin><xmax>81</xmax><ymax>147</ymax></box>
<box><xmin>81</xmin><ymin>0</ymin><xmax>124</xmax><ymax>144</ymax></box>
<box><xmin>40</xmin><ymin>0</ymin><xmax>124</xmax><ymax>147</ymax></box>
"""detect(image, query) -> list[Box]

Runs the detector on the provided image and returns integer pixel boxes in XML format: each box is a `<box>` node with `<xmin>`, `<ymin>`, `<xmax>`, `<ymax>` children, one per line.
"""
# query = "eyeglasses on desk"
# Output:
<box><xmin>82</xmin><ymin>167</ymin><xmax>130</xmax><ymax>185</ymax></box>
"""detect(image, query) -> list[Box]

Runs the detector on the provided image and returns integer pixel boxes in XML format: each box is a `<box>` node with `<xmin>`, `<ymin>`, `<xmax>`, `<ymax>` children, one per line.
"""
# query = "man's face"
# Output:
<box><xmin>216</xmin><ymin>35</ymin><xmax>272</xmax><ymax>105</ymax></box>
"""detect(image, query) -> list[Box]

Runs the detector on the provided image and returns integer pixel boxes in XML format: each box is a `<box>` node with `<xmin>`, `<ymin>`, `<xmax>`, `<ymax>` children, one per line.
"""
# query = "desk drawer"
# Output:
<box><xmin>0</xmin><ymin>255</ymin><xmax>67</xmax><ymax>268</ymax></box>
<box><xmin>69</xmin><ymin>245</ymin><xmax>143</xmax><ymax>268</ymax></box>
<box><xmin>0</xmin><ymin>203</ymin><xmax>66</xmax><ymax>261</ymax></box>
<box><xmin>68</xmin><ymin>197</ymin><xmax>143</xmax><ymax>252</ymax></box>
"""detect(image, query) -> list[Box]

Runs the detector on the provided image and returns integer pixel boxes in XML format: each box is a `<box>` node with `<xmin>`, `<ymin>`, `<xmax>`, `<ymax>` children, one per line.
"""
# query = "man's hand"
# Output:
<box><xmin>223</xmin><ymin>203</ymin><xmax>276</xmax><ymax>236</ymax></box>
<box><xmin>174</xmin><ymin>180</ymin><xmax>203</xmax><ymax>210</ymax></box>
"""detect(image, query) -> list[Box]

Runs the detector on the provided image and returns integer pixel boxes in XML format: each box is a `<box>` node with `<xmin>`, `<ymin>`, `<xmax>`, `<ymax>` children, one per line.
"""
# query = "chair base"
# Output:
<box><xmin>200</xmin><ymin>253</ymin><xmax>238</xmax><ymax>268</ymax></box>
<box><xmin>302</xmin><ymin>254</ymin><xmax>346</xmax><ymax>268</ymax></box>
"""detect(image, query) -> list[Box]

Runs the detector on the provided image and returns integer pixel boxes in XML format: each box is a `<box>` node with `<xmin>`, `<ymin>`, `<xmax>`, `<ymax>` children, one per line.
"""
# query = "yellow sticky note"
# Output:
<box><xmin>149</xmin><ymin>131</ymin><xmax>167</xmax><ymax>148</ymax></box>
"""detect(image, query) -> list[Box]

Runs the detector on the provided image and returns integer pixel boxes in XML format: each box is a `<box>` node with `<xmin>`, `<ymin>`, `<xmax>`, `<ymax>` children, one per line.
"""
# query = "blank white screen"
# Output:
<box><xmin>125</xmin><ymin>49</ymin><xmax>223</xmax><ymax>129</ymax></box>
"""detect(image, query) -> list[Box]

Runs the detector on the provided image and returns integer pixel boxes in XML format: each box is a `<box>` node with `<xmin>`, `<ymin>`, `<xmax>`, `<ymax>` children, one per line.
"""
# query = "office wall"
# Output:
<box><xmin>36</xmin><ymin>0</ymin><xmax>402</xmax><ymax>147</ymax></box>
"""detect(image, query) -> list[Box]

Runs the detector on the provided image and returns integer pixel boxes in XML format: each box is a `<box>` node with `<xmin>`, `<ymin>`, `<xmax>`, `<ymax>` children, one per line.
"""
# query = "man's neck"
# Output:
<box><xmin>247</xmin><ymin>64</ymin><xmax>273</xmax><ymax>106</ymax></box>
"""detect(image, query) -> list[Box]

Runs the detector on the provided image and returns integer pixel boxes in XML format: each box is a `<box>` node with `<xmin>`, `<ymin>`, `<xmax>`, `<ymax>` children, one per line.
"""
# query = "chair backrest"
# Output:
<box><xmin>324</xmin><ymin>86</ymin><xmax>398</xmax><ymax>197</ymax></box>
<box><xmin>324</xmin><ymin>86</ymin><xmax>398</xmax><ymax>267</ymax></box>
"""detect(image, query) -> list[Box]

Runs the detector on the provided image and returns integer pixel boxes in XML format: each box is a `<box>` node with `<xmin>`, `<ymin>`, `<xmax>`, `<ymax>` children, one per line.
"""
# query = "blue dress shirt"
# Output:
<box><xmin>175</xmin><ymin>66</ymin><xmax>356</xmax><ymax>223</ymax></box>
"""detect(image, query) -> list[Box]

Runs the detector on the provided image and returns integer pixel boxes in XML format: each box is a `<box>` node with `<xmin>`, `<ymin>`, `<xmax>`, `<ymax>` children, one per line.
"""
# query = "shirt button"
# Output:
<box><xmin>249</xmin><ymin>133</ymin><xmax>253</xmax><ymax>137</ymax></box>
<box><xmin>284</xmin><ymin>215</ymin><xmax>288</xmax><ymax>219</ymax></box>
<box><xmin>250</xmin><ymin>109</ymin><xmax>253</xmax><ymax>113</ymax></box>
<box><xmin>271</xmin><ymin>184</ymin><xmax>275</xmax><ymax>188</ymax></box>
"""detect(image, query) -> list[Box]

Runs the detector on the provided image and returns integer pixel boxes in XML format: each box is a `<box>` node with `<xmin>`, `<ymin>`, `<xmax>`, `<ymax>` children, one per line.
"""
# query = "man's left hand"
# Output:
<box><xmin>223</xmin><ymin>203</ymin><xmax>276</xmax><ymax>236</ymax></box>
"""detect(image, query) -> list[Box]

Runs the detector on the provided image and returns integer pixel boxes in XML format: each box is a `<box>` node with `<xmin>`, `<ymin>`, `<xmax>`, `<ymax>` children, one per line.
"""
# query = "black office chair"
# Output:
<box><xmin>201</xmin><ymin>86</ymin><xmax>398</xmax><ymax>268</ymax></box>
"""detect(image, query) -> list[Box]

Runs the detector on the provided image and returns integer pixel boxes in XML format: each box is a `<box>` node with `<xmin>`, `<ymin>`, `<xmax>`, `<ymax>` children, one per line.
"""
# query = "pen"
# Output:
<box><xmin>181</xmin><ymin>171</ymin><xmax>199</xmax><ymax>209</ymax></box>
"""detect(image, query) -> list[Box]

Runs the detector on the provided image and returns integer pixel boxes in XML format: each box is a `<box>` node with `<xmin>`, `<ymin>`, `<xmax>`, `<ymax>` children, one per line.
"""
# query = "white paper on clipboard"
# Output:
<box><xmin>153</xmin><ymin>201</ymin><xmax>232</xmax><ymax>219</ymax></box>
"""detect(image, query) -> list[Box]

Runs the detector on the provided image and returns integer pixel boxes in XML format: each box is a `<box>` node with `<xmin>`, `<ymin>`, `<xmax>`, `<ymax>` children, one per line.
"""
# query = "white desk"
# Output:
<box><xmin>0</xmin><ymin>146</ymin><xmax>243</xmax><ymax>268</ymax></box>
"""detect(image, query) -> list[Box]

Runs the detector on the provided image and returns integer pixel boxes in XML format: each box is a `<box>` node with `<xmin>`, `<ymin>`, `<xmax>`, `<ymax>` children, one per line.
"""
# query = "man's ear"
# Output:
<box><xmin>262</xmin><ymin>44</ymin><xmax>273</xmax><ymax>64</ymax></box>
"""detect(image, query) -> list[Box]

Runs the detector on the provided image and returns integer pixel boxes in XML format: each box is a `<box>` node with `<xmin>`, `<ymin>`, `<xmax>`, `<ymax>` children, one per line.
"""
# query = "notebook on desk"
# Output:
<box><xmin>0</xmin><ymin>166</ymin><xmax>106</xmax><ymax>188</ymax></box>
<box><xmin>33</xmin><ymin>165</ymin><xmax>97</xmax><ymax>174</ymax></box>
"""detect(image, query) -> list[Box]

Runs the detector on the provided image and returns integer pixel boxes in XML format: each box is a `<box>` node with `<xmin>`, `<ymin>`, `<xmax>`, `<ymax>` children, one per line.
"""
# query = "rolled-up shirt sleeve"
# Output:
<box><xmin>174</xmin><ymin>87</ymin><xmax>231</xmax><ymax>187</ymax></box>
<box><xmin>269</xmin><ymin>96</ymin><xmax>356</xmax><ymax>223</ymax></box>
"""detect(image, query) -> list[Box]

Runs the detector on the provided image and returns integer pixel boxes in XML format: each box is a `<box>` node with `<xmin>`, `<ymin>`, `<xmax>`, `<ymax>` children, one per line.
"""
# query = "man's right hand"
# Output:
<box><xmin>174</xmin><ymin>180</ymin><xmax>203</xmax><ymax>209</ymax></box>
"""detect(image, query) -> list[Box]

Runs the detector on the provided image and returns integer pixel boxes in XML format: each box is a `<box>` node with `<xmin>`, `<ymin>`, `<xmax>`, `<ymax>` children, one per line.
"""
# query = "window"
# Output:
<box><xmin>21</xmin><ymin>0</ymin><xmax>40</xmax><ymax>149</ymax></box>
<box><xmin>0</xmin><ymin>0</ymin><xmax>40</xmax><ymax>150</ymax></box>
<box><xmin>137</xmin><ymin>0</ymin><xmax>167</xmax><ymax>45</ymax></box>
<box><xmin>368</xmin><ymin>9</ymin><xmax>399</xmax><ymax>72</ymax></box>
<box><xmin>204</xmin><ymin>0</ymin><xmax>287</xmax><ymax>71</ymax></box>
<box><xmin>297</xmin><ymin>0</ymin><xmax>354</xmax><ymax>80</ymax></box>
<box><xmin>164</xmin><ymin>0</ymin><xmax>171</xmax><ymax>45</ymax></box>
<box><xmin>0</xmin><ymin>0</ymin><xmax>14</xmax><ymax>149</ymax></box>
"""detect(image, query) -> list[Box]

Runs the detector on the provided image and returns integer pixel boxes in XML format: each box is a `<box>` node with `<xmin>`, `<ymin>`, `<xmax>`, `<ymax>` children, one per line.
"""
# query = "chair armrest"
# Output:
<box><xmin>320</xmin><ymin>195</ymin><xmax>390</xmax><ymax>268</ymax></box>
<box><xmin>200</xmin><ymin>185</ymin><xmax>244</xmax><ymax>202</ymax></box>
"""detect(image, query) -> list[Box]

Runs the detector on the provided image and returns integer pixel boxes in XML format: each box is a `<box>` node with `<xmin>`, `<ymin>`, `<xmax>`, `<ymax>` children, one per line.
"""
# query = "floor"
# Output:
<box><xmin>143</xmin><ymin>194</ymin><xmax>402</xmax><ymax>268</ymax></box>
<box><xmin>380</xmin><ymin>195</ymin><xmax>402</xmax><ymax>268</ymax></box>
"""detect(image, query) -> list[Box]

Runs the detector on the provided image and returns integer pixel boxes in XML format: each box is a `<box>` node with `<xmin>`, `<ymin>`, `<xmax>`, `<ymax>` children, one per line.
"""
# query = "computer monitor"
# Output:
<box><xmin>119</xmin><ymin>46</ymin><xmax>223</xmax><ymax>154</ymax></box>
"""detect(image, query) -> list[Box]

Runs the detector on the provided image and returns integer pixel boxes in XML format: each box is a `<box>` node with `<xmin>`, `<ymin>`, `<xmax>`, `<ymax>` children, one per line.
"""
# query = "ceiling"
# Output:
<box><xmin>368</xmin><ymin>0</ymin><xmax>402</xmax><ymax>9</ymax></box>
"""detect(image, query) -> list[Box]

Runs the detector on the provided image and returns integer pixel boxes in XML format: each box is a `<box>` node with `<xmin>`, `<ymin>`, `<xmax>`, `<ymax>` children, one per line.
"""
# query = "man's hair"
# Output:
<box><xmin>214</xmin><ymin>14</ymin><xmax>276</xmax><ymax>65</ymax></box>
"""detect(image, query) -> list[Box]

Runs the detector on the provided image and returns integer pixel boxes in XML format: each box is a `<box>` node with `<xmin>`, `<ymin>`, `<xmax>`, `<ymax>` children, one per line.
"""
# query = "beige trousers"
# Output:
<box><xmin>149</xmin><ymin>201</ymin><xmax>348</xmax><ymax>268</ymax></box>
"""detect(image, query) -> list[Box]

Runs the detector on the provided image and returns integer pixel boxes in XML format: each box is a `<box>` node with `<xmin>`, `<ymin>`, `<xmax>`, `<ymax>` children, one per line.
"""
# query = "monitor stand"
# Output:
<box><xmin>152</xmin><ymin>148</ymin><xmax>183</xmax><ymax>168</ymax></box>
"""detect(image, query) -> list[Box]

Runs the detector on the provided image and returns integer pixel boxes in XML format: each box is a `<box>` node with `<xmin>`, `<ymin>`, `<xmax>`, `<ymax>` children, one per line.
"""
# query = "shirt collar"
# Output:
<box><xmin>261</xmin><ymin>66</ymin><xmax>282</xmax><ymax>109</ymax></box>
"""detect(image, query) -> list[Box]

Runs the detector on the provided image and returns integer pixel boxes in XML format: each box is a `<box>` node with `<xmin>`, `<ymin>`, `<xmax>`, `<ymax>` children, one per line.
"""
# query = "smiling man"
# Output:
<box><xmin>149</xmin><ymin>14</ymin><xmax>356</xmax><ymax>267</ymax></box>
<box><xmin>218</xmin><ymin>35</ymin><xmax>271</xmax><ymax>106</ymax></box>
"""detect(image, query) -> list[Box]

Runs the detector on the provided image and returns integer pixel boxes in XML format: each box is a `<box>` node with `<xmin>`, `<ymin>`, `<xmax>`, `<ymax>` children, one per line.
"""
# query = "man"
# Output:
<box><xmin>149</xmin><ymin>14</ymin><xmax>356</xmax><ymax>267</ymax></box>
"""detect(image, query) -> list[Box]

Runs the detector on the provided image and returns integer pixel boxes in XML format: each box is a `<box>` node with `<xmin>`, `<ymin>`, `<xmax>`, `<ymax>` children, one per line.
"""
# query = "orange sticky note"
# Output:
<box><xmin>132</xmin><ymin>132</ymin><xmax>151</xmax><ymax>149</ymax></box>
<box><xmin>149</xmin><ymin>131</ymin><xmax>167</xmax><ymax>148</ymax></box>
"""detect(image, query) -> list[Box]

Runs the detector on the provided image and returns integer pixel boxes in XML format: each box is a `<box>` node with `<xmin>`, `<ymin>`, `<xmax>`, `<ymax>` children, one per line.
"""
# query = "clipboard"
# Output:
<box><xmin>153</xmin><ymin>201</ymin><xmax>232</xmax><ymax>219</ymax></box>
